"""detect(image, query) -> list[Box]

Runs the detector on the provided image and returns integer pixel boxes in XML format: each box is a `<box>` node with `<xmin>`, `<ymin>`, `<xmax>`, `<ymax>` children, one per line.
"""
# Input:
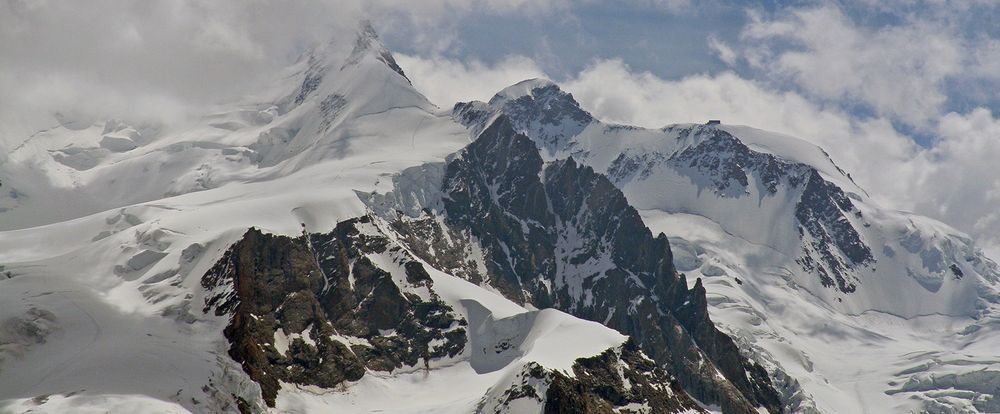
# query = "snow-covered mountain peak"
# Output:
<box><xmin>715</xmin><ymin>124</ymin><xmax>864</xmax><ymax>195</ymax></box>
<box><xmin>459</xmin><ymin>79</ymin><xmax>861</xmax><ymax>197</ymax></box>
<box><xmin>341</xmin><ymin>20</ymin><xmax>410</xmax><ymax>83</ymax></box>
<box><xmin>286</xmin><ymin>21</ymin><xmax>421</xmax><ymax>110</ymax></box>
<box><xmin>0</xmin><ymin>22</ymin><xmax>447</xmax><ymax>232</ymax></box>
<box><xmin>487</xmin><ymin>78</ymin><xmax>560</xmax><ymax>105</ymax></box>
<box><xmin>455</xmin><ymin>78</ymin><xmax>594</xmax><ymax>155</ymax></box>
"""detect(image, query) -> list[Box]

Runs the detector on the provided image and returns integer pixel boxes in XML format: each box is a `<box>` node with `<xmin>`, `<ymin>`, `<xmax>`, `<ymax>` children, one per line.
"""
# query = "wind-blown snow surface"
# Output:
<box><xmin>456</xmin><ymin>79</ymin><xmax>1000</xmax><ymax>413</ymax></box>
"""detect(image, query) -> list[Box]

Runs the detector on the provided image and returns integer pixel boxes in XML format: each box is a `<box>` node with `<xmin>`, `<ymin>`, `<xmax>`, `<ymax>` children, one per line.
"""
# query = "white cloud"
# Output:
<box><xmin>361</xmin><ymin>0</ymin><xmax>574</xmax><ymax>54</ymax></box>
<box><xmin>401</xmin><ymin>55</ymin><xmax>918</xmax><ymax>207</ymax></box>
<box><xmin>707</xmin><ymin>35</ymin><xmax>737</xmax><ymax>66</ymax></box>
<box><xmin>559</xmin><ymin>58</ymin><xmax>1000</xmax><ymax>257</ymax></box>
<box><xmin>0</xmin><ymin>0</ymin><xmax>368</xmax><ymax>143</ymax></box>
<box><xmin>918</xmin><ymin>109</ymin><xmax>1000</xmax><ymax>253</ymax></box>
<box><xmin>741</xmin><ymin>6</ymin><xmax>965</xmax><ymax>127</ymax></box>
<box><xmin>396</xmin><ymin>54</ymin><xmax>545</xmax><ymax>109</ymax></box>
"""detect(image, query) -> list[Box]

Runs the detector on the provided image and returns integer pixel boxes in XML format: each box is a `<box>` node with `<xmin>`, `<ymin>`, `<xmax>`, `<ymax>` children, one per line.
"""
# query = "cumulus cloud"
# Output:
<box><xmin>402</xmin><ymin>54</ymin><xmax>917</xmax><ymax>204</ymax></box>
<box><xmin>563</xmin><ymin>58</ymin><xmax>1000</xmax><ymax>257</ymax></box>
<box><xmin>919</xmin><ymin>109</ymin><xmax>1000</xmax><ymax>252</ymax></box>
<box><xmin>396</xmin><ymin>54</ymin><xmax>545</xmax><ymax>109</ymax></box>
<box><xmin>741</xmin><ymin>6</ymin><xmax>965</xmax><ymax>127</ymax></box>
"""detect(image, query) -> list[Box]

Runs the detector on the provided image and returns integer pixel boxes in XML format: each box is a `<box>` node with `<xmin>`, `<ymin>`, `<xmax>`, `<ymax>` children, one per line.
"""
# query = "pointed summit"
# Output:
<box><xmin>343</xmin><ymin>20</ymin><xmax>409</xmax><ymax>83</ymax></box>
<box><xmin>288</xmin><ymin>20</ymin><xmax>421</xmax><ymax>109</ymax></box>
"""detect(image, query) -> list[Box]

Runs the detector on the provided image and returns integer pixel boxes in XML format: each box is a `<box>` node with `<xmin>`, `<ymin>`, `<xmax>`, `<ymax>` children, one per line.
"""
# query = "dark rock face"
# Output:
<box><xmin>384</xmin><ymin>116</ymin><xmax>782</xmax><ymax>413</ymax></box>
<box><xmin>664</xmin><ymin>126</ymin><xmax>875</xmax><ymax>293</ymax></box>
<box><xmin>387</xmin><ymin>211</ymin><xmax>488</xmax><ymax>286</ymax></box>
<box><xmin>795</xmin><ymin>170</ymin><xmax>874</xmax><ymax>292</ymax></box>
<box><xmin>440</xmin><ymin>116</ymin><xmax>556</xmax><ymax>304</ymax></box>
<box><xmin>317</xmin><ymin>94</ymin><xmax>347</xmax><ymax>132</ymax></box>
<box><xmin>543</xmin><ymin>340</ymin><xmax>699</xmax><ymax>414</ymax></box>
<box><xmin>294</xmin><ymin>55</ymin><xmax>325</xmax><ymax>105</ymax></box>
<box><xmin>663</xmin><ymin>127</ymin><xmax>810</xmax><ymax>198</ymax></box>
<box><xmin>482</xmin><ymin>341</ymin><xmax>700</xmax><ymax>414</ymax></box>
<box><xmin>201</xmin><ymin>215</ymin><xmax>709</xmax><ymax>412</ymax></box>
<box><xmin>344</xmin><ymin>21</ymin><xmax>409</xmax><ymax>83</ymax></box>
<box><xmin>452</xmin><ymin>101</ymin><xmax>490</xmax><ymax>129</ymax></box>
<box><xmin>201</xmin><ymin>216</ymin><xmax>466</xmax><ymax>407</ymax></box>
<box><xmin>950</xmin><ymin>264</ymin><xmax>965</xmax><ymax>279</ymax></box>
<box><xmin>607</xmin><ymin>151</ymin><xmax>668</xmax><ymax>184</ymax></box>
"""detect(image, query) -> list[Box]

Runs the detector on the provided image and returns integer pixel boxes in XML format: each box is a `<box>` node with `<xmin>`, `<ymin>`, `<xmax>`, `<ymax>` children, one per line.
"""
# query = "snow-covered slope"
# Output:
<box><xmin>454</xmin><ymin>79</ymin><xmax>1000</xmax><ymax>413</ymax></box>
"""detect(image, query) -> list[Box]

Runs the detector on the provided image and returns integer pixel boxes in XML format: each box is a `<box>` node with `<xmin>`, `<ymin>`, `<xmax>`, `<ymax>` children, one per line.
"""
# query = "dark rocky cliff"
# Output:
<box><xmin>382</xmin><ymin>116</ymin><xmax>782</xmax><ymax>413</ymax></box>
<box><xmin>201</xmin><ymin>217</ymin><xmax>466</xmax><ymax>407</ymax></box>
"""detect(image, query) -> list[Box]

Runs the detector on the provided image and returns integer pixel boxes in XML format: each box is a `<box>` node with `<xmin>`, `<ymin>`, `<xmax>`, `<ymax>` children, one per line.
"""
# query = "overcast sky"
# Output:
<box><xmin>3</xmin><ymin>0</ymin><xmax>1000</xmax><ymax>257</ymax></box>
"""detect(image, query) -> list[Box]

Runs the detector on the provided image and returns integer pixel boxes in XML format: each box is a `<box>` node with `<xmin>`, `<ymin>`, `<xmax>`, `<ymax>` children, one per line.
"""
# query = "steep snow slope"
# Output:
<box><xmin>455</xmin><ymin>79</ymin><xmax>1000</xmax><ymax>413</ymax></box>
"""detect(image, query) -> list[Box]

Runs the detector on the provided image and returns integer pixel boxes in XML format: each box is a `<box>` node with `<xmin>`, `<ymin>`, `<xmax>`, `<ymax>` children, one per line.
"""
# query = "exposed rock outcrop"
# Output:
<box><xmin>201</xmin><ymin>217</ymin><xmax>467</xmax><ymax>407</ymax></box>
